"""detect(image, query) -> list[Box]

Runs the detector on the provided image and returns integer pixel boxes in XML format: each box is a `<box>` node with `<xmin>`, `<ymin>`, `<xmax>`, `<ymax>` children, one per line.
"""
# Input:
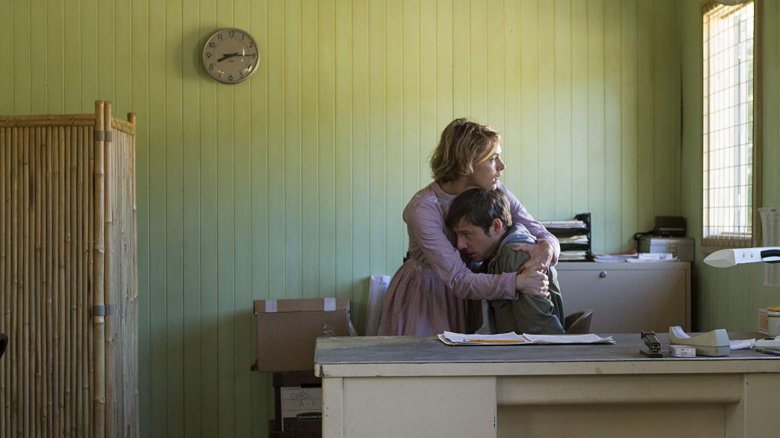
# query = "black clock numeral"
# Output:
<box><xmin>228</xmin><ymin>75</ymin><xmax>234</xmax><ymax>81</ymax></box>
<box><xmin>229</xmin><ymin>30</ymin><xmax>235</xmax><ymax>38</ymax></box>
<box><xmin>206</xmin><ymin>52</ymin><xmax>212</xmax><ymax>59</ymax></box>
<box><xmin>208</xmin><ymin>41</ymin><xmax>215</xmax><ymax>48</ymax></box>
<box><xmin>209</xmin><ymin>63</ymin><xmax>214</xmax><ymax>70</ymax></box>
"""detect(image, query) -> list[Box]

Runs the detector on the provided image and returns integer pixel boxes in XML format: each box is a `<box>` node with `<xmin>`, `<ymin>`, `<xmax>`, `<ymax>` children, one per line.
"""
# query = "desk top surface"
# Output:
<box><xmin>314</xmin><ymin>333</ymin><xmax>780</xmax><ymax>377</ymax></box>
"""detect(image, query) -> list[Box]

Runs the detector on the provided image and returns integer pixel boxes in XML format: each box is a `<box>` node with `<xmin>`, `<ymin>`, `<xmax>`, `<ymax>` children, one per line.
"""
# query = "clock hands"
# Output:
<box><xmin>217</xmin><ymin>52</ymin><xmax>257</xmax><ymax>63</ymax></box>
<box><xmin>217</xmin><ymin>52</ymin><xmax>240</xmax><ymax>62</ymax></box>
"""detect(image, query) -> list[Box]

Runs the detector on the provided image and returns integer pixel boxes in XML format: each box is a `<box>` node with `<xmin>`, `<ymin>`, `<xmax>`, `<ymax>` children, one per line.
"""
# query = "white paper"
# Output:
<box><xmin>522</xmin><ymin>334</ymin><xmax>615</xmax><ymax>344</ymax></box>
<box><xmin>439</xmin><ymin>331</ymin><xmax>615</xmax><ymax>346</ymax></box>
<box><xmin>730</xmin><ymin>338</ymin><xmax>756</xmax><ymax>350</ymax></box>
<box><xmin>440</xmin><ymin>331</ymin><xmax>529</xmax><ymax>345</ymax></box>
<box><xmin>364</xmin><ymin>275</ymin><xmax>390</xmax><ymax>336</ymax></box>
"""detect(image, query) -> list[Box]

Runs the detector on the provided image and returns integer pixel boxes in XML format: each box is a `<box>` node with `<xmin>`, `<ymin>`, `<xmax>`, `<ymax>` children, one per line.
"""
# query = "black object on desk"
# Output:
<box><xmin>640</xmin><ymin>330</ymin><xmax>663</xmax><ymax>358</ymax></box>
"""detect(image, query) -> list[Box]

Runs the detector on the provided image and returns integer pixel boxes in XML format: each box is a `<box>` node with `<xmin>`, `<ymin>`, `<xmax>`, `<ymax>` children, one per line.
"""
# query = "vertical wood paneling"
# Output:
<box><xmin>46</xmin><ymin>0</ymin><xmax>64</xmax><ymax>113</ymax></box>
<box><xmin>419</xmin><ymin>0</ymin><xmax>437</xmax><ymax>187</ymax></box>
<box><xmin>317</xmin><ymin>0</ymin><xmax>337</xmax><ymax>300</ymax></box>
<box><xmin>196</xmin><ymin>0</ymin><xmax>221</xmax><ymax>435</ymax></box>
<box><xmin>114</xmin><ymin>0</ymin><xmax>132</xmax><ymax>111</ymax></box>
<box><xmin>604</xmin><ymin>0</ymin><xmax>622</xmax><ymax>251</ymax></box>
<box><xmin>181</xmin><ymin>0</ymin><xmax>203</xmax><ymax>435</ymax></box>
<box><xmin>145</xmin><ymin>0</ymin><xmax>168</xmax><ymax>434</ymax></box>
<box><xmin>385</xmin><ymin>0</ymin><xmax>404</xmax><ymax>271</ymax></box>
<box><xmin>336</xmin><ymin>0</ymin><xmax>355</xmax><ymax>303</ymax></box>
<box><xmin>283</xmin><ymin>0</ymin><xmax>302</xmax><ymax>304</ymax></box>
<box><xmin>621</xmin><ymin>0</ymin><xmax>638</xmax><ymax>251</ymax></box>
<box><xmin>402</xmin><ymin>0</ymin><xmax>421</xmax><ymax>209</ymax></box>
<box><xmin>232</xmin><ymin>2</ymin><xmax>254</xmax><ymax>435</ymax></box>
<box><xmin>503</xmin><ymin>0</ymin><xmax>521</xmax><ymax>194</ymax></box>
<box><xmin>653</xmin><ymin>0</ymin><xmax>680</xmax><ymax>215</ymax></box>
<box><xmin>554</xmin><ymin>0</ymin><xmax>573</xmax><ymax>220</ymax></box>
<box><xmin>469</xmin><ymin>0</ymin><xmax>488</xmax><ymax>121</ymax></box>
<box><xmin>13</xmin><ymin>0</ymin><xmax>31</xmax><ymax>114</ymax></box>
<box><xmin>587</xmin><ymin>0</ymin><xmax>606</xmax><ymax>252</ymax></box>
<box><xmin>537</xmin><ymin>0</ymin><xmax>556</xmax><ymax>220</ymax></box>
<box><xmin>519</xmin><ymin>0</ymin><xmax>540</xmax><ymax>211</ymax></box>
<box><xmin>636</xmin><ymin>0</ymin><xmax>655</xmax><ymax>232</ymax></box>
<box><xmin>129</xmin><ymin>0</ymin><xmax>150</xmax><ymax>434</ymax></box>
<box><xmin>30</xmin><ymin>0</ymin><xmax>46</xmax><ymax>112</ymax></box>
<box><xmin>266</xmin><ymin>0</ymin><xmax>285</xmax><ymax>301</ymax></box>
<box><xmin>351</xmin><ymin>0</ymin><xmax>370</xmax><ymax>330</ymax></box>
<box><xmin>249</xmin><ymin>0</ymin><xmax>273</xmax><ymax>432</ymax></box>
<box><xmin>300</xmin><ymin>0</ymin><xmax>319</xmax><ymax>300</ymax></box>
<box><xmin>80</xmin><ymin>0</ymin><xmax>98</xmax><ymax>109</ymax></box>
<box><xmin>367</xmin><ymin>0</ymin><xmax>387</xmax><ymax>279</ymax></box>
<box><xmin>0</xmin><ymin>1</ymin><xmax>12</xmax><ymax>114</ymax></box>
<box><xmin>4</xmin><ymin>0</ymin><xmax>758</xmax><ymax>436</ymax></box>
<box><xmin>486</xmin><ymin>2</ymin><xmax>504</xmax><ymax>152</ymax></box>
<box><xmin>435</xmin><ymin>0</ymin><xmax>454</xmax><ymax>140</ymax></box>
<box><xmin>570</xmin><ymin>0</ymin><xmax>590</xmax><ymax>215</ymax></box>
<box><xmin>63</xmin><ymin>1</ymin><xmax>81</xmax><ymax>113</ymax></box>
<box><xmin>164</xmin><ymin>0</ymin><xmax>185</xmax><ymax>436</ymax></box>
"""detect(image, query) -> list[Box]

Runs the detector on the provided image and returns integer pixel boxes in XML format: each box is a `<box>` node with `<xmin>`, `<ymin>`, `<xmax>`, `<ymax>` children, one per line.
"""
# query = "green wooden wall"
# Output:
<box><xmin>680</xmin><ymin>0</ymin><xmax>780</xmax><ymax>333</ymax></box>
<box><xmin>0</xmin><ymin>0</ymin><xmax>689</xmax><ymax>436</ymax></box>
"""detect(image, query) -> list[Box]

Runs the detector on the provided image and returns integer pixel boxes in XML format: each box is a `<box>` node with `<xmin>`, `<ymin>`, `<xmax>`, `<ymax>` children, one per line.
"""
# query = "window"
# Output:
<box><xmin>702</xmin><ymin>0</ymin><xmax>760</xmax><ymax>248</ymax></box>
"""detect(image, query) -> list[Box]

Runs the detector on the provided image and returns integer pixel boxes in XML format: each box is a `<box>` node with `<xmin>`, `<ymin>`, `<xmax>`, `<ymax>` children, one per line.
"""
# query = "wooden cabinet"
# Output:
<box><xmin>556</xmin><ymin>262</ymin><xmax>690</xmax><ymax>332</ymax></box>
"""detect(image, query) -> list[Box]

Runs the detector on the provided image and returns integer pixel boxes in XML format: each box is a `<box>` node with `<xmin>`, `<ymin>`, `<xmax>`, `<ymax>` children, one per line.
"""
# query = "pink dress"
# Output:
<box><xmin>378</xmin><ymin>181</ymin><xmax>559</xmax><ymax>336</ymax></box>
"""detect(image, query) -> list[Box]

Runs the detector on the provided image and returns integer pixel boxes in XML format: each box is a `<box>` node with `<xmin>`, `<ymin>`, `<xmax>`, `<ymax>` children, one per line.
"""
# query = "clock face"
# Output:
<box><xmin>202</xmin><ymin>28</ymin><xmax>260</xmax><ymax>84</ymax></box>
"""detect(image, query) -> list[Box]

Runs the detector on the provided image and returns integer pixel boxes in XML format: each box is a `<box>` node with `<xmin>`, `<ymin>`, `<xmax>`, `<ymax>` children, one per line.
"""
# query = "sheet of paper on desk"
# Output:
<box><xmin>439</xmin><ymin>331</ymin><xmax>614</xmax><ymax>346</ymax></box>
<box><xmin>523</xmin><ymin>334</ymin><xmax>615</xmax><ymax>344</ymax></box>
<box><xmin>439</xmin><ymin>331</ymin><xmax>531</xmax><ymax>345</ymax></box>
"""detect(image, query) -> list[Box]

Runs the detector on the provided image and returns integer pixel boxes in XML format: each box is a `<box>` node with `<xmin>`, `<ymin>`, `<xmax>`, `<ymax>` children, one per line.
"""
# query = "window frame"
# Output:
<box><xmin>701</xmin><ymin>0</ymin><xmax>762</xmax><ymax>250</ymax></box>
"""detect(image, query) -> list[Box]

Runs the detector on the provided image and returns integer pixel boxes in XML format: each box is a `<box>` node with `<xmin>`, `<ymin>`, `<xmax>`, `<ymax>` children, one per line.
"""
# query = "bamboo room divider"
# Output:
<box><xmin>0</xmin><ymin>101</ymin><xmax>138</xmax><ymax>438</ymax></box>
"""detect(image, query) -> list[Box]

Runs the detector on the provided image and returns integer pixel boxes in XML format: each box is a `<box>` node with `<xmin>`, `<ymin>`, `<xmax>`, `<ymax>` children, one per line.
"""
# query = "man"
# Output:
<box><xmin>445</xmin><ymin>187</ymin><xmax>565</xmax><ymax>334</ymax></box>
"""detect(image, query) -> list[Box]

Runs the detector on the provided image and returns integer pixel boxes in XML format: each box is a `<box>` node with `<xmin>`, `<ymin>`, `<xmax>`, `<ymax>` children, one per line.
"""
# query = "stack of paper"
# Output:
<box><xmin>541</xmin><ymin>220</ymin><xmax>588</xmax><ymax>229</ymax></box>
<box><xmin>438</xmin><ymin>331</ymin><xmax>615</xmax><ymax>346</ymax></box>
<box><xmin>626</xmin><ymin>253</ymin><xmax>677</xmax><ymax>263</ymax></box>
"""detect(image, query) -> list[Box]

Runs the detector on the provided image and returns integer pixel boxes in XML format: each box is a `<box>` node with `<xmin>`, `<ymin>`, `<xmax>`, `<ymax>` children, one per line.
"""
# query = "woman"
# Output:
<box><xmin>378</xmin><ymin>118</ymin><xmax>560</xmax><ymax>336</ymax></box>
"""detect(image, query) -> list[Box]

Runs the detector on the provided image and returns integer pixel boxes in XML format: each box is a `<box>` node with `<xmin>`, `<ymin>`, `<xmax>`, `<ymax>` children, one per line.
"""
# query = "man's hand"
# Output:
<box><xmin>514</xmin><ymin>268</ymin><xmax>550</xmax><ymax>299</ymax></box>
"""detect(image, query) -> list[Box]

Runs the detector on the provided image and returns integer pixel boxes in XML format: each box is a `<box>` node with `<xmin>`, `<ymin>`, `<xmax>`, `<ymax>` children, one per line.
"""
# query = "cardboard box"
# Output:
<box><xmin>268</xmin><ymin>418</ymin><xmax>322</xmax><ymax>438</ymax></box>
<box><xmin>273</xmin><ymin>371</ymin><xmax>322</xmax><ymax>421</ymax></box>
<box><xmin>254</xmin><ymin>298</ymin><xmax>355</xmax><ymax>372</ymax></box>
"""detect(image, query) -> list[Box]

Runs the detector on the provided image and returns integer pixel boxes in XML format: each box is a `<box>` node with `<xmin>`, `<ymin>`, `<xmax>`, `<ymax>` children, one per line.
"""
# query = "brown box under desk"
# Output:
<box><xmin>268</xmin><ymin>418</ymin><xmax>322</xmax><ymax>438</ymax></box>
<box><xmin>270</xmin><ymin>371</ymin><xmax>322</xmax><ymax>437</ymax></box>
<box><xmin>273</xmin><ymin>371</ymin><xmax>322</xmax><ymax>423</ymax></box>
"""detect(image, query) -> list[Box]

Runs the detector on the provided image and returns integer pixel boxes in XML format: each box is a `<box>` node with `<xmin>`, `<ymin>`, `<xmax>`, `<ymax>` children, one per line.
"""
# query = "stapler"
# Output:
<box><xmin>669</xmin><ymin>326</ymin><xmax>730</xmax><ymax>357</ymax></box>
<box><xmin>640</xmin><ymin>330</ymin><xmax>663</xmax><ymax>358</ymax></box>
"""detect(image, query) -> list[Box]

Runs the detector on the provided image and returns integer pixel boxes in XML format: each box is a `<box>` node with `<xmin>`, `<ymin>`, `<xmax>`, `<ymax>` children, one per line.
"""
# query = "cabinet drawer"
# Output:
<box><xmin>556</xmin><ymin>262</ymin><xmax>690</xmax><ymax>332</ymax></box>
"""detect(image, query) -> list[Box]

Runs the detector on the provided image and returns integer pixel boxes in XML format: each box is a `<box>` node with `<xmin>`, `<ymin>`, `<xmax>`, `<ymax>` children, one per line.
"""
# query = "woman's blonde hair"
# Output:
<box><xmin>430</xmin><ymin>118</ymin><xmax>502</xmax><ymax>183</ymax></box>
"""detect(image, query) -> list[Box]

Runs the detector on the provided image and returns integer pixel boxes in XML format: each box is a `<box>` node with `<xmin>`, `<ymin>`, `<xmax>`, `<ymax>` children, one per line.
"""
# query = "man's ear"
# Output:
<box><xmin>490</xmin><ymin>218</ymin><xmax>504</xmax><ymax>235</ymax></box>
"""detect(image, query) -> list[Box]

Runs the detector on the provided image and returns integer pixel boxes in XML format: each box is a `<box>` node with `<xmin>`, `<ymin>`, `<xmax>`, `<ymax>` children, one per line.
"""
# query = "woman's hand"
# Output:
<box><xmin>514</xmin><ymin>268</ymin><xmax>550</xmax><ymax>299</ymax></box>
<box><xmin>509</xmin><ymin>241</ymin><xmax>555</xmax><ymax>273</ymax></box>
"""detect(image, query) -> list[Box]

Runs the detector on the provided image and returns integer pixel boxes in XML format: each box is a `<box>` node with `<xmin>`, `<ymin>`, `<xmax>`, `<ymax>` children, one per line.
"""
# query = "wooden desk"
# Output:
<box><xmin>315</xmin><ymin>334</ymin><xmax>780</xmax><ymax>438</ymax></box>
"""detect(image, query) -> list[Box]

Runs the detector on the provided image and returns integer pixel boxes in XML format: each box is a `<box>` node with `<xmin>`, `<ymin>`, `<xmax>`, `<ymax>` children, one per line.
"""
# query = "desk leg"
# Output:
<box><xmin>726</xmin><ymin>373</ymin><xmax>780</xmax><ymax>438</ymax></box>
<box><xmin>322</xmin><ymin>377</ymin><xmax>344</xmax><ymax>438</ymax></box>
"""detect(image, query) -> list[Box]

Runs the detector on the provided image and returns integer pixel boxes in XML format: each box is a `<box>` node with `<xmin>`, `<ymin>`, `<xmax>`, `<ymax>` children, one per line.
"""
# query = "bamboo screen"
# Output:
<box><xmin>0</xmin><ymin>101</ymin><xmax>138</xmax><ymax>438</ymax></box>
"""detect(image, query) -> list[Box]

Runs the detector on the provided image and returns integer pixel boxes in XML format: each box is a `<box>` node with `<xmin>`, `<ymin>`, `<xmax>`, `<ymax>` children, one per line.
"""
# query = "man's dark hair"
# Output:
<box><xmin>446</xmin><ymin>188</ymin><xmax>513</xmax><ymax>234</ymax></box>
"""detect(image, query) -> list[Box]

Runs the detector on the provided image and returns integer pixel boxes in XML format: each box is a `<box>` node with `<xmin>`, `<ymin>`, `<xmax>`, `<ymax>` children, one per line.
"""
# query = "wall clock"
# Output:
<box><xmin>202</xmin><ymin>28</ymin><xmax>260</xmax><ymax>84</ymax></box>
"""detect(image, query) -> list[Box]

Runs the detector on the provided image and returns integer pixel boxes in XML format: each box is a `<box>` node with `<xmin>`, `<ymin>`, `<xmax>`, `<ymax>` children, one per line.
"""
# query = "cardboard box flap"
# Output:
<box><xmin>254</xmin><ymin>298</ymin><xmax>350</xmax><ymax>314</ymax></box>
<box><xmin>253</xmin><ymin>297</ymin><xmax>355</xmax><ymax>372</ymax></box>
